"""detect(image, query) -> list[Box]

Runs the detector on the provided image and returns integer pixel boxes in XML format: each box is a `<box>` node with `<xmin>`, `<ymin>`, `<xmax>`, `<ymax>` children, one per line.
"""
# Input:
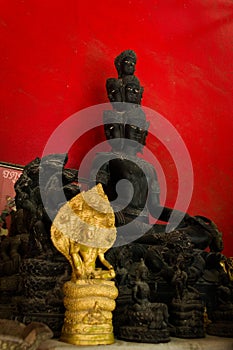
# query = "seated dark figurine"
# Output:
<box><xmin>117</xmin><ymin>259</ymin><xmax>170</xmax><ymax>343</ymax></box>
<box><xmin>103</xmin><ymin>50</ymin><xmax>225</xmax><ymax>252</ymax></box>
<box><xmin>132</xmin><ymin>259</ymin><xmax>151</xmax><ymax>310</ymax></box>
<box><xmin>168</xmin><ymin>254</ymin><xmax>205</xmax><ymax>338</ymax></box>
<box><xmin>95</xmin><ymin>49</ymin><xmax>191</xmax><ymax>244</ymax></box>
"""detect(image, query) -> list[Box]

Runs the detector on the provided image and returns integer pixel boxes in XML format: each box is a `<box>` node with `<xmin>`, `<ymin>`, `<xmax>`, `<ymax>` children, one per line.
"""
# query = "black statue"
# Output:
<box><xmin>117</xmin><ymin>259</ymin><xmax>170</xmax><ymax>343</ymax></box>
<box><xmin>93</xmin><ymin>59</ymin><xmax>189</xmax><ymax>242</ymax></box>
<box><xmin>0</xmin><ymin>154</ymin><xmax>80</xmax><ymax>336</ymax></box>
<box><xmin>89</xmin><ymin>49</ymin><xmax>233</xmax><ymax>341</ymax></box>
<box><xmin>13</xmin><ymin>154</ymin><xmax>80</xmax><ymax>257</ymax></box>
<box><xmin>92</xmin><ymin>50</ymin><xmax>199</xmax><ymax>245</ymax></box>
<box><xmin>168</xmin><ymin>253</ymin><xmax>205</xmax><ymax>338</ymax></box>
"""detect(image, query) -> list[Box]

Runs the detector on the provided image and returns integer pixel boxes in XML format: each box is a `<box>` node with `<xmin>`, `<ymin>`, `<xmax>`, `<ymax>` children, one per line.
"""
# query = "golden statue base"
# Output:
<box><xmin>61</xmin><ymin>332</ymin><xmax>114</xmax><ymax>346</ymax></box>
<box><xmin>60</xmin><ymin>279</ymin><xmax>118</xmax><ymax>346</ymax></box>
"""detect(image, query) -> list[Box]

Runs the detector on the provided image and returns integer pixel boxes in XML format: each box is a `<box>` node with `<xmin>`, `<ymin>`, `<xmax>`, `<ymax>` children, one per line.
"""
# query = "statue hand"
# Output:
<box><xmin>75</xmin><ymin>266</ymin><xmax>84</xmax><ymax>279</ymax></box>
<box><xmin>109</xmin><ymin>267</ymin><xmax>116</xmax><ymax>278</ymax></box>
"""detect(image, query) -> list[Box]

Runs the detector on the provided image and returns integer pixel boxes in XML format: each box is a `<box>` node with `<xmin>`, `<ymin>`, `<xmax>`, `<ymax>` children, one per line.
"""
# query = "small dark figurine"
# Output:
<box><xmin>168</xmin><ymin>254</ymin><xmax>205</xmax><ymax>338</ymax></box>
<box><xmin>118</xmin><ymin>259</ymin><xmax>170</xmax><ymax>343</ymax></box>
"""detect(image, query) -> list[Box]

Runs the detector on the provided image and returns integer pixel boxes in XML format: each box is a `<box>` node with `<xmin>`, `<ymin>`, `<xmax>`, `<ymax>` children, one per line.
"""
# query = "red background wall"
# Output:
<box><xmin>0</xmin><ymin>1</ymin><xmax>232</xmax><ymax>256</ymax></box>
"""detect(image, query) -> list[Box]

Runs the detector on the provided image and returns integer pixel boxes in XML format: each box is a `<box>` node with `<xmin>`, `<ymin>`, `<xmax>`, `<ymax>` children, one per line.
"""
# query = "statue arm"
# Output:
<box><xmin>69</xmin><ymin>242</ymin><xmax>84</xmax><ymax>278</ymax></box>
<box><xmin>147</xmin><ymin>166</ymin><xmax>189</xmax><ymax>224</ymax></box>
<box><xmin>151</xmin><ymin>203</ymin><xmax>190</xmax><ymax>226</ymax></box>
<box><xmin>98</xmin><ymin>249</ymin><xmax>114</xmax><ymax>270</ymax></box>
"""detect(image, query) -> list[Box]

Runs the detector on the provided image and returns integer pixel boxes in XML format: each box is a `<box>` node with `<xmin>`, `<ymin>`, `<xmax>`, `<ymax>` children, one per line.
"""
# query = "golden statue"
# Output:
<box><xmin>51</xmin><ymin>184</ymin><xmax>118</xmax><ymax>345</ymax></box>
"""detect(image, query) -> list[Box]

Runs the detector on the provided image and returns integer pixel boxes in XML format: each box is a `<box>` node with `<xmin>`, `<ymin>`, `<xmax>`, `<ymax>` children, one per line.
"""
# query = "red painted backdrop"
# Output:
<box><xmin>0</xmin><ymin>1</ymin><xmax>232</xmax><ymax>255</ymax></box>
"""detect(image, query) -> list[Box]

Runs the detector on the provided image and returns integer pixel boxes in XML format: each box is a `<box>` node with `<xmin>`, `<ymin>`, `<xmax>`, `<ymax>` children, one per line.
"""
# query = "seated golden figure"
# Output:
<box><xmin>69</xmin><ymin>238</ymin><xmax>115</xmax><ymax>280</ymax></box>
<box><xmin>51</xmin><ymin>183</ymin><xmax>118</xmax><ymax>346</ymax></box>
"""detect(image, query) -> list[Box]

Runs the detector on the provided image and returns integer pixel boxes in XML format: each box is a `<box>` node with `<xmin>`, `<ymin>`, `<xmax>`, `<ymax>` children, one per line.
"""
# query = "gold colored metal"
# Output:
<box><xmin>61</xmin><ymin>279</ymin><xmax>118</xmax><ymax>345</ymax></box>
<box><xmin>51</xmin><ymin>184</ymin><xmax>118</xmax><ymax>345</ymax></box>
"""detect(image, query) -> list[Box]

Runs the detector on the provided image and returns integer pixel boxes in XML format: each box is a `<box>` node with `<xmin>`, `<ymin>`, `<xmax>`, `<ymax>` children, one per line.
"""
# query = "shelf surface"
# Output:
<box><xmin>38</xmin><ymin>335</ymin><xmax>233</xmax><ymax>350</ymax></box>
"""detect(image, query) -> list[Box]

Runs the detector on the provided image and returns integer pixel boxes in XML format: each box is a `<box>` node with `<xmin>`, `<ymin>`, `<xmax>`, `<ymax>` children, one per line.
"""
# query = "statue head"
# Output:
<box><xmin>123</xmin><ymin>75</ymin><xmax>144</xmax><ymax>105</ymax></box>
<box><xmin>136</xmin><ymin>258</ymin><xmax>149</xmax><ymax>280</ymax></box>
<box><xmin>114</xmin><ymin>50</ymin><xmax>137</xmax><ymax>78</ymax></box>
<box><xmin>106</xmin><ymin>78</ymin><xmax>123</xmax><ymax>103</ymax></box>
